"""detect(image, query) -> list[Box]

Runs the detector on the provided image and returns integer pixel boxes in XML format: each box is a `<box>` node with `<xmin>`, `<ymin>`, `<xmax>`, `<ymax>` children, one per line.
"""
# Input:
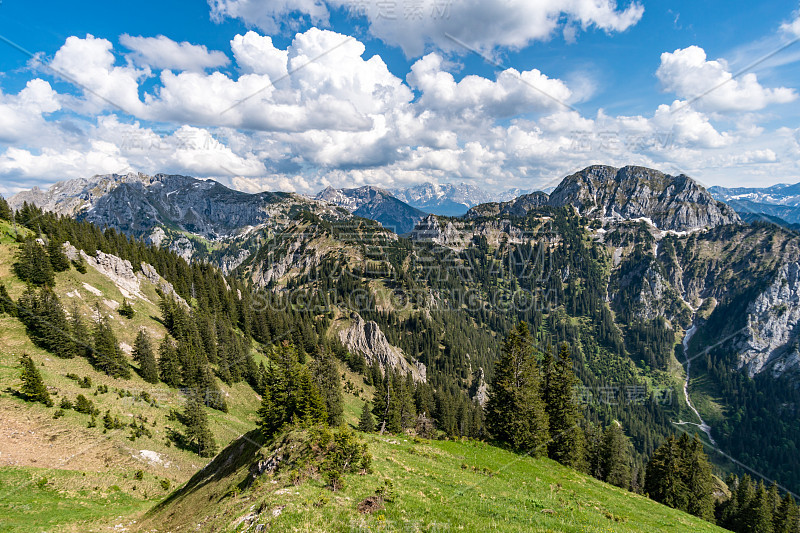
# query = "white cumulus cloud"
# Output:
<box><xmin>656</xmin><ymin>46</ymin><xmax>797</xmax><ymax>112</ymax></box>
<box><xmin>209</xmin><ymin>0</ymin><xmax>644</xmax><ymax>56</ymax></box>
<box><xmin>120</xmin><ymin>34</ymin><xmax>230</xmax><ymax>71</ymax></box>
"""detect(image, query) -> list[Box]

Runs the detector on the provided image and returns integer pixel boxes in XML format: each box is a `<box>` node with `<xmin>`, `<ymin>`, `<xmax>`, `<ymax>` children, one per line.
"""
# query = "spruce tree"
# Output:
<box><xmin>0</xmin><ymin>283</ymin><xmax>16</xmax><ymax>316</ymax></box>
<box><xmin>0</xmin><ymin>195</ymin><xmax>12</xmax><ymax>221</ymax></box>
<box><xmin>683</xmin><ymin>434</ymin><xmax>715</xmax><ymax>520</ymax></box>
<box><xmin>19</xmin><ymin>354</ymin><xmax>52</xmax><ymax>406</ymax></box>
<box><xmin>196</xmin><ymin>364</ymin><xmax>228</xmax><ymax>412</ymax></box>
<box><xmin>358</xmin><ymin>401</ymin><xmax>375</xmax><ymax>432</ymax></box>
<box><xmin>133</xmin><ymin>330</ymin><xmax>159</xmax><ymax>383</ymax></box>
<box><xmin>183</xmin><ymin>388</ymin><xmax>217</xmax><ymax>458</ymax></box>
<box><xmin>600</xmin><ymin>422</ymin><xmax>632</xmax><ymax>489</ymax></box>
<box><xmin>386</xmin><ymin>373</ymin><xmax>403</xmax><ymax>434</ymax></box>
<box><xmin>369</xmin><ymin>358</ymin><xmax>382</xmax><ymax>388</ymax></box>
<box><xmin>91</xmin><ymin>311</ymin><xmax>130</xmax><ymax>378</ymax></box>
<box><xmin>399</xmin><ymin>373</ymin><xmax>417</xmax><ymax>431</ymax></box>
<box><xmin>372</xmin><ymin>375</ymin><xmax>389</xmax><ymax>433</ymax></box>
<box><xmin>68</xmin><ymin>302</ymin><xmax>91</xmax><ymax>359</ymax></box>
<box><xmin>544</xmin><ymin>343</ymin><xmax>585</xmax><ymax>469</ymax></box>
<box><xmin>158</xmin><ymin>336</ymin><xmax>182</xmax><ymax>388</ymax></box>
<box><xmin>310</xmin><ymin>348</ymin><xmax>344</xmax><ymax>427</ymax></box>
<box><xmin>118</xmin><ymin>299</ymin><xmax>135</xmax><ymax>319</ymax></box>
<box><xmin>747</xmin><ymin>481</ymin><xmax>775</xmax><ymax>533</ymax></box>
<box><xmin>47</xmin><ymin>238</ymin><xmax>70</xmax><ymax>273</ymax></box>
<box><xmin>14</xmin><ymin>238</ymin><xmax>54</xmax><ymax>286</ymax></box>
<box><xmin>486</xmin><ymin>322</ymin><xmax>549</xmax><ymax>454</ymax></box>
<box><xmin>774</xmin><ymin>494</ymin><xmax>799</xmax><ymax>533</ymax></box>
<box><xmin>718</xmin><ymin>474</ymin><xmax>740</xmax><ymax>531</ymax></box>
<box><xmin>257</xmin><ymin>342</ymin><xmax>327</xmax><ymax>437</ymax></box>
<box><xmin>17</xmin><ymin>287</ymin><xmax>72</xmax><ymax>358</ymax></box>
<box><xmin>645</xmin><ymin>436</ymin><xmax>689</xmax><ymax>511</ymax></box>
<box><xmin>294</xmin><ymin>367</ymin><xmax>327</xmax><ymax>425</ymax></box>
<box><xmin>735</xmin><ymin>475</ymin><xmax>757</xmax><ymax>532</ymax></box>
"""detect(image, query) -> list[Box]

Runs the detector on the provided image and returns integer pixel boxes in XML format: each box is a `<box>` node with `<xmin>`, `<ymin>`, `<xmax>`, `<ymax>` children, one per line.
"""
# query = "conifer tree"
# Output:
<box><xmin>358</xmin><ymin>401</ymin><xmax>375</xmax><ymax>432</ymax></box>
<box><xmin>599</xmin><ymin>421</ymin><xmax>632</xmax><ymax>489</ymax></box>
<box><xmin>196</xmin><ymin>364</ymin><xmax>228</xmax><ymax>412</ymax></box>
<box><xmin>14</xmin><ymin>238</ymin><xmax>54</xmax><ymax>286</ymax></box>
<box><xmin>399</xmin><ymin>373</ymin><xmax>417</xmax><ymax>431</ymax></box>
<box><xmin>67</xmin><ymin>302</ymin><xmax>91</xmax><ymax>359</ymax></box>
<box><xmin>257</xmin><ymin>342</ymin><xmax>327</xmax><ymax>437</ymax></box>
<box><xmin>19</xmin><ymin>354</ymin><xmax>52</xmax><ymax>406</ymax></box>
<box><xmin>91</xmin><ymin>311</ymin><xmax>130</xmax><ymax>378</ymax></box>
<box><xmin>47</xmin><ymin>237</ymin><xmax>70</xmax><ymax>273</ymax></box>
<box><xmin>386</xmin><ymin>373</ymin><xmax>403</xmax><ymax>434</ymax></box>
<box><xmin>747</xmin><ymin>481</ymin><xmax>775</xmax><ymax>533</ymax></box>
<box><xmin>118</xmin><ymin>299</ymin><xmax>135</xmax><ymax>319</ymax></box>
<box><xmin>183</xmin><ymin>388</ymin><xmax>217</xmax><ymax>458</ymax></box>
<box><xmin>543</xmin><ymin>343</ymin><xmax>585</xmax><ymax>468</ymax></box>
<box><xmin>735</xmin><ymin>475</ymin><xmax>757</xmax><ymax>532</ymax></box>
<box><xmin>774</xmin><ymin>493</ymin><xmax>799</xmax><ymax>533</ymax></box>
<box><xmin>718</xmin><ymin>474</ymin><xmax>741</xmax><ymax>530</ymax></box>
<box><xmin>584</xmin><ymin>422</ymin><xmax>604</xmax><ymax>479</ymax></box>
<box><xmin>310</xmin><ymin>348</ymin><xmax>344</xmax><ymax>427</ymax></box>
<box><xmin>645</xmin><ymin>436</ymin><xmax>689</xmax><ymax>511</ymax></box>
<box><xmin>158</xmin><ymin>336</ymin><xmax>182</xmax><ymax>388</ymax></box>
<box><xmin>0</xmin><ymin>195</ymin><xmax>12</xmax><ymax>221</ymax></box>
<box><xmin>0</xmin><ymin>283</ymin><xmax>16</xmax><ymax>316</ymax></box>
<box><xmin>17</xmin><ymin>287</ymin><xmax>72</xmax><ymax>358</ymax></box>
<box><xmin>682</xmin><ymin>434</ymin><xmax>715</xmax><ymax>520</ymax></box>
<box><xmin>414</xmin><ymin>381</ymin><xmax>436</xmax><ymax>418</ymax></box>
<box><xmin>372</xmin><ymin>375</ymin><xmax>389</xmax><ymax>433</ymax></box>
<box><xmin>369</xmin><ymin>358</ymin><xmax>382</xmax><ymax>387</ymax></box>
<box><xmin>486</xmin><ymin>322</ymin><xmax>549</xmax><ymax>454</ymax></box>
<box><xmin>133</xmin><ymin>330</ymin><xmax>159</xmax><ymax>383</ymax></box>
<box><xmin>294</xmin><ymin>367</ymin><xmax>328</xmax><ymax>425</ymax></box>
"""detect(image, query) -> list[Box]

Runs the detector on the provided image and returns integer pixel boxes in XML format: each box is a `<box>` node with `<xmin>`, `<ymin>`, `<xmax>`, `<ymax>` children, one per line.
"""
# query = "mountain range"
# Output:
<box><xmin>710</xmin><ymin>182</ymin><xmax>800</xmax><ymax>227</ymax></box>
<box><xmin>6</xmin><ymin>163</ymin><xmax>800</xmax><ymax>529</ymax></box>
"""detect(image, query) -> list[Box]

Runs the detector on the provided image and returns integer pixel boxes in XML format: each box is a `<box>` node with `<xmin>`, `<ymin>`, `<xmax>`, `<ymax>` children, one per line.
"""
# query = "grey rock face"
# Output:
<box><xmin>338</xmin><ymin>313</ymin><xmax>426</xmax><ymax>382</ymax></box>
<box><xmin>9</xmin><ymin>173</ymin><xmax>151</xmax><ymax>215</ymax></box>
<box><xmin>82</xmin><ymin>174</ymin><xmax>297</xmax><ymax>239</ymax></box>
<box><xmin>410</xmin><ymin>214</ymin><xmax>462</xmax><ymax>246</ymax></box>
<box><xmin>548</xmin><ymin>165</ymin><xmax>741</xmax><ymax>231</ymax></box>
<box><xmin>737</xmin><ymin>262</ymin><xmax>800</xmax><ymax>377</ymax></box>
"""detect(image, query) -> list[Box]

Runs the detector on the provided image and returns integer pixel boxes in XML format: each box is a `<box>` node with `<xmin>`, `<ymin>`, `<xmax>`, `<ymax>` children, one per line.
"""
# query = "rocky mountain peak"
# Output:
<box><xmin>547</xmin><ymin>165</ymin><xmax>741</xmax><ymax>231</ymax></box>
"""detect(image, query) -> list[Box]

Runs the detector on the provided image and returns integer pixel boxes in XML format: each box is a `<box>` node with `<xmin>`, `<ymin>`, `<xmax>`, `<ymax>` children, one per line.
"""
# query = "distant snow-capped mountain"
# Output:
<box><xmin>315</xmin><ymin>185</ymin><xmax>427</xmax><ymax>234</ymax></box>
<box><xmin>388</xmin><ymin>182</ymin><xmax>533</xmax><ymax>216</ymax></box>
<box><xmin>709</xmin><ymin>182</ymin><xmax>800</xmax><ymax>226</ymax></box>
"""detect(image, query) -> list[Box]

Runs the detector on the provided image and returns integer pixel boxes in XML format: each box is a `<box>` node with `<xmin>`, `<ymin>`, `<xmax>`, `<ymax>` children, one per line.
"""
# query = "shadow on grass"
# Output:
<box><xmin>145</xmin><ymin>429</ymin><xmax>267</xmax><ymax>518</ymax></box>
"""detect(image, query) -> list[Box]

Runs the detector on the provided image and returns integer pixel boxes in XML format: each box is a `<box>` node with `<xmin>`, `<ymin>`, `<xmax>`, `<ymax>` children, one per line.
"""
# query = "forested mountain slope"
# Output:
<box><xmin>5</xmin><ymin>164</ymin><xmax>800</xmax><ymax>529</ymax></box>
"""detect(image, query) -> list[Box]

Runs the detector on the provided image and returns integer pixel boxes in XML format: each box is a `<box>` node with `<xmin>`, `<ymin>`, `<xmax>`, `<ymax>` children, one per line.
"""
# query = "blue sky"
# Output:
<box><xmin>1</xmin><ymin>0</ymin><xmax>800</xmax><ymax>195</ymax></box>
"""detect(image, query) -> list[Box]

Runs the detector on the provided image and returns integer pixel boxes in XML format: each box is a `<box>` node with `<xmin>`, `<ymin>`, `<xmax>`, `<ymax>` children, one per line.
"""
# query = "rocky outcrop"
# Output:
<box><xmin>219</xmin><ymin>249</ymin><xmax>251</xmax><ymax>275</ymax></box>
<box><xmin>410</xmin><ymin>215</ymin><xmax>463</xmax><ymax>246</ymax></box>
<box><xmin>338</xmin><ymin>313</ymin><xmax>426</xmax><ymax>382</ymax></box>
<box><xmin>82</xmin><ymin>250</ymin><xmax>143</xmax><ymax>301</ymax></box>
<box><xmin>140</xmin><ymin>262</ymin><xmax>188</xmax><ymax>308</ymax></box>
<box><xmin>465</xmin><ymin>192</ymin><xmax>549</xmax><ymax>219</ymax></box>
<box><xmin>250</xmin><ymin>236</ymin><xmax>324</xmax><ymax>287</ymax></box>
<box><xmin>471</xmin><ymin>367</ymin><xmax>489</xmax><ymax>406</ymax></box>
<box><xmin>548</xmin><ymin>165</ymin><xmax>741</xmax><ymax>231</ymax></box>
<box><xmin>736</xmin><ymin>262</ymin><xmax>800</xmax><ymax>377</ymax></box>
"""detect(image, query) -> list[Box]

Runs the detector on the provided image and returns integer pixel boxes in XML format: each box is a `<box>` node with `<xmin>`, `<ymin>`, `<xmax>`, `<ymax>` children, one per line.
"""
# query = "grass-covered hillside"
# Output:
<box><xmin>135</xmin><ymin>425</ymin><xmax>728</xmax><ymax>533</ymax></box>
<box><xmin>0</xmin><ymin>218</ymin><xmax>339</xmax><ymax>532</ymax></box>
